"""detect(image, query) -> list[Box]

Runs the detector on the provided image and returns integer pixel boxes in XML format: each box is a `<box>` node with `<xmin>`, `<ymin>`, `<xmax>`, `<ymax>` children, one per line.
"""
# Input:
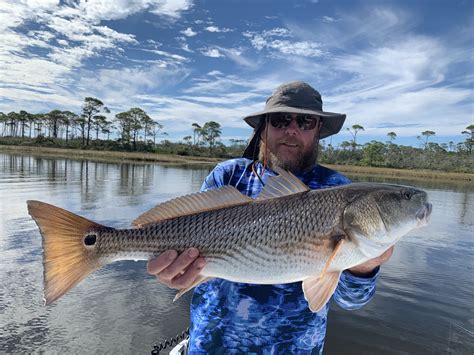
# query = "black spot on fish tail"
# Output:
<box><xmin>84</xmin><ymin>234</ymin><xmax>97</xmax><ymax>246</ymax></box>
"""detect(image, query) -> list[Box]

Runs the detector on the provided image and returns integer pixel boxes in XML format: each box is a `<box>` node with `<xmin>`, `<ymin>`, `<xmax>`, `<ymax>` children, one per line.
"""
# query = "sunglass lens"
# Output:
<box><xmin>269</xmin><ymin>113</ymin><xmax>292</xmax><ymax>129</ymax></box>
<box><xmin>268</xmin><ymin>113</ymin><xmax>319</xmax><ymax>130</ymax></box>
<box><xmin>296</xmin><ymin>115</ymin><xmax>318</xmax><ymax>130</ymax></box>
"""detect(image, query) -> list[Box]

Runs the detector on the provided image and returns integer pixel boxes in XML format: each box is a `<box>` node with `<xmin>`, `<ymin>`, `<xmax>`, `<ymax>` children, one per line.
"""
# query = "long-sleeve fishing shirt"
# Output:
<box><xmin>189</xmin><ymin>158</ymin><xmax>379</xmax><ymax>354</ymax></box>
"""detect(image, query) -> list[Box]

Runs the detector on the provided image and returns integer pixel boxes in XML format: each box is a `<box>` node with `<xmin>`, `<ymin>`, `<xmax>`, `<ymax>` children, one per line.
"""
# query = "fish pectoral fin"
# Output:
<box><xmin>302</xmin><ymin>271</ymin><xmax>342</xmax><ymax>312</ymax></box>
<box><xmin>133</xmin><ymin>186</ymin><xmax>252</xmax><ymax>227</ymax></box>
<box><xmin>256</xmin><ymin>167</ymin><xmax>310</xmax><ymax>200</ymax></box>
<box><xmin>321</xmin><ymin>238</ymin><xmax>344</xmax><ymax>276</ymax></box>
<box><xmin>173</xmin><ymin>276</ymin><xmax>212</xmax><ymax>302</ymax></box>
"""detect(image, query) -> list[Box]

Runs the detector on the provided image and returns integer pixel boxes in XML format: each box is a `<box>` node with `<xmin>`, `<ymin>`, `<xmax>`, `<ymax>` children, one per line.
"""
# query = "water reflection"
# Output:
<box><xmin>0</xmin><ymin>153</ymin><xmax>472</xmax><ymax>354</ymax></box>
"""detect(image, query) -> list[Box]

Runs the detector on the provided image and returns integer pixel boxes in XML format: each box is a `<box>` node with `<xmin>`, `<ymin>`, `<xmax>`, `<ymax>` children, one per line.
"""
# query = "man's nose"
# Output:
<box><xmin>284</xmin><ymin>117</ymin><xmax>300</xmax><ymax>135</ymax></box>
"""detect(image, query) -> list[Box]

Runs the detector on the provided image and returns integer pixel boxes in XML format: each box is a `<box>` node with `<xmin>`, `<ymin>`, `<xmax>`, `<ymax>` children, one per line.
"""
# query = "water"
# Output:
<box><xmin>0</xmin><ymin>153</ymin><xmax>472</xmax><ymax>354</ymax></box>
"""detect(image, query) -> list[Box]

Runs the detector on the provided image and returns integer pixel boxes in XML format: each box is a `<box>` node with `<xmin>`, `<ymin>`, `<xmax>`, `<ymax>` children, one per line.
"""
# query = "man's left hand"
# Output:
<box><xmin>348</xmin><ymin>246</ymin><xmax>394</xmax><ymax>277</ymax></box>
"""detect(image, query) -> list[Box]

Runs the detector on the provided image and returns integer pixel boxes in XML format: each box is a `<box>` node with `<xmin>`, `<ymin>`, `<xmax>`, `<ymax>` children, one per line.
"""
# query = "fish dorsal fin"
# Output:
<box><xmin>256</xmin><ymin>167</ymin><xmax>310</xmax><ymax>200</ymax></box>
<box><xmin>132</xmin><ymin>186</ymin><xmax>252</xmax><ymax>227</ymax></box>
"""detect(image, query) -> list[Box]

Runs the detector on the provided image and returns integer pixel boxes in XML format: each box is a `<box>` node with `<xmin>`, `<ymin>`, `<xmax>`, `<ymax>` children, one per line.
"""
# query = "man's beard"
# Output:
<box><xmin>258</xmin><ymin>139</ymin><xmax>319</xmax><ymax>174</ymax></box>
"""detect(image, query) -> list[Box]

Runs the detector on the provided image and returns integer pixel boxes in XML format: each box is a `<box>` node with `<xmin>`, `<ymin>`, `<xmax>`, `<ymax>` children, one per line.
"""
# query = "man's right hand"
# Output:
<box><xmin>147</xmin><ymin>248</ymin><xmax>206</xmax><ymax>290</ymax></box>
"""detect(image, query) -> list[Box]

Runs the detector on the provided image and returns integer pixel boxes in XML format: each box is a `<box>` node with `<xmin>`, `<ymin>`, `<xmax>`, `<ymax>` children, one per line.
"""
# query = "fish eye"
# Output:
<box><xmin>401</xmin><ymin>190</ymin><xmax>412</xmax><ymax>200</ymax></box>
<box><xmin>84</xmin><ymin>233</ymin><xmax>97</xmax><ymax>246</ymax></box>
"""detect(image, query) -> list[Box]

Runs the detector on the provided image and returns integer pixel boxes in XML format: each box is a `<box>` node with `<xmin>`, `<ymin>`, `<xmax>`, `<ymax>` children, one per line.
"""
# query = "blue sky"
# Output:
<box><xmin>0</xmin><ymin>0</ymin><xmax>472</xmax><ymax>147</ymax></box>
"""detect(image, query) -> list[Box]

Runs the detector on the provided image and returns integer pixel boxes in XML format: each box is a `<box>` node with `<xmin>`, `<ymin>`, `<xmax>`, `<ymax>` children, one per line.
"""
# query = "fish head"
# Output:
<box><xmin>343</xmin><ymin>184</ymin><xmax>432</xmax><ymax>258</ymax></box>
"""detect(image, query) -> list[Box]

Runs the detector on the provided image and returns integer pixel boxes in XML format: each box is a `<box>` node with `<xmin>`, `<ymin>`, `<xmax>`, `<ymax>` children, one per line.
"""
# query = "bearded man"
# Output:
<box><xmin>148</xmin><ymin>81</ymin><xmax>393</xmax><ymax>354</ymax></box>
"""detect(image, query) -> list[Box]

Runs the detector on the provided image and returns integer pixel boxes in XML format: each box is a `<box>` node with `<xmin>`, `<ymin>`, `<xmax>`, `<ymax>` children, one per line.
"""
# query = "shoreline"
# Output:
<box><xmin>1</xmin><ymin>144</ymin><xmax>472</xmax><ymax>182</ymax></box>
<box><xmin>0</xmin><ymin>144</ymin><xmax>220</xmax><ymax>166</ymax></box>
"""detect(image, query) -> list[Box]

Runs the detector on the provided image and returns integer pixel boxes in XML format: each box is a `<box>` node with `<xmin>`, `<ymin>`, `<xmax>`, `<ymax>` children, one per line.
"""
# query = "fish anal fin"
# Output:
<box><xmin>302</xmin><ymin>238</ymin><xmax>345</xmax><ymax>312</ymax></box>
<box><xmin>302</xmin><ymin>271</ymin><xmax>342</xmax><ymax>312</ymax></box>
<box><xmin>256</xmin><ymin>167</ymin><xmax>309</xmax><ymax>200</ymax></box>
<box><xmin>133</xmin><ymin>186</ymin><xmax>252</xmax><ymax>227</ymax></box>
<box><xmin>173</xmin><ymin>276</ymin><xmax>212</xmax><ymax>302</ymax></box>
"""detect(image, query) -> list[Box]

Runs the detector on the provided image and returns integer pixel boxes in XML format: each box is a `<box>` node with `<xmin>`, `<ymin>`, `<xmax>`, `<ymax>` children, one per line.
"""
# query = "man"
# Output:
<box><xmin>147</xmin><ymin>81</ymin><xmax>393</xmax><ymax>353</ymax></box>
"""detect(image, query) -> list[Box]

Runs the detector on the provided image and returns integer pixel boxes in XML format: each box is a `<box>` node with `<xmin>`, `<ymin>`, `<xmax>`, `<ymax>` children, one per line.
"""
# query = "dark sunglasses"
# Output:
<box><xmin>267</xmin><ymin>113</ymin><xmax>320</xmax><ymax>131</ymax></box>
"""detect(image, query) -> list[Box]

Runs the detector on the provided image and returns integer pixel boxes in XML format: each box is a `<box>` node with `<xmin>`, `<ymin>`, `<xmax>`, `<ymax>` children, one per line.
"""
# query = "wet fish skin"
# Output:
<box><xmin>94</xmin><ymin>184</ymin><xmax>428</xmax><ymax>281</ymax></box>
<box><xmin>27</xmin><ymin>170</ymin><xmax>432</xmax><ymax>309</ymax></box>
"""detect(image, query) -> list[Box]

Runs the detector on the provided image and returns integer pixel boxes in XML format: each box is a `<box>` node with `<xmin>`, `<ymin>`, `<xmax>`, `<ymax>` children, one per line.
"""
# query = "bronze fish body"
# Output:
<box><xmin>27</xmin><ymin>168</ymin><xmax>432</xmax><ymax>311</ymax></box>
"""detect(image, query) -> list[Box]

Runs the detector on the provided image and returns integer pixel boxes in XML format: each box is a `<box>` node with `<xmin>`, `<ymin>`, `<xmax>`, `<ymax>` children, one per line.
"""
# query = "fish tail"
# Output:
<box><xmin>27</xmin><ymin>200</ymin><xmax>106</xmax><ymax>305</ymax></box>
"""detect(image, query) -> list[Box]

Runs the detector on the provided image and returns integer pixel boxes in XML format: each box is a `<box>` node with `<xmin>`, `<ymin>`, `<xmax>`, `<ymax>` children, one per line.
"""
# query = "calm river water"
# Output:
<box><xmin>0</xmin><ymin>153</ymin><xmax>472</xmax><ymax>354</ymax></box>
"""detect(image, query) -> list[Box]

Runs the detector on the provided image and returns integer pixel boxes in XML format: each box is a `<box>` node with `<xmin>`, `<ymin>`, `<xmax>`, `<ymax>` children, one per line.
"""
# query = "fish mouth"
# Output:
<box><xmin>416</xmin><ymin>203</ymin><xmax>432</xmax><ymax>227</ymax></box>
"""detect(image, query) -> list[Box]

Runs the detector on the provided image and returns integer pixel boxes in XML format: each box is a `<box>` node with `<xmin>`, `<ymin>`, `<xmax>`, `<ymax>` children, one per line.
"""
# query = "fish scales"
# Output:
<box><xmin>94</xmin><ymin>188</ymin><xmax>346</xmax><ymax>282</ymax></box>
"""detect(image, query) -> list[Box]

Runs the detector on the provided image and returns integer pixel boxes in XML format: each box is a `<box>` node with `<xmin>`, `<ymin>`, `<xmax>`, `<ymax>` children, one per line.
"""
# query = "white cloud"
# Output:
<box><xmin>206</xmin><ymin>70</ymin><xmax>223</xmax><ymax>76</ymax></box>
<box><xmin>135</xmin><ymin>93</ymin><xmax>259</xmax><ymax>134</ymax></box>
<box><xmin>339</xmin><ymin>87</ymin><xmax>472</xmax><ymax>137</ymax></box>
<box><xmin>322</xmin><ymin>16</ymin><xmax>336</xmax><ymax>23</ymax></box>
<box><xmin>0</xmin><ymin>55</ymin><xmax>71</xmax><ymax>87</ymax></box>
<box><xmin>0</xmin><ymin>0</ymin><xmax>192</xmax><ymax>113</ymax></box>
<box><xmin>204</xmin><ymin>26</ymin><xmax>232</xmax><ymax>33</ymax></box>
<box><xmin>200</xmin><ymin>48</ymin><xmax>224</xmax><ymax>58</ymax></box>
<box><xmin>268</xmin><ymin>40</ymin><xmax>323</xmax><ymax>57</ymax></box>
<box><xmin>211</xmin><ymin>46</ymin><xmax>259</xmax><ymax>69</ymax></box>
<box><xmin>262</xmin><ymin>28</ymin><xmax>291</xmax><ymax>37</ymax></box>
<box><xmin>250</xmin><ymin>36</ymin><xmax>323</xmax><ymax>57</ymax></box>
<box><xmin>77</xmin><ymin>65</ymin><xmax>191</xmax><ymax>109</ymax></box>
<box><xmin>56</xmin><ymin>39</ymin><xmax>69</xmax><ymax>46</ymax></box>
<box><xmin>244</xmin><ymin>27</ymin><xmax>322</xmax><ymax>57</ymax></box>
<box><xmin>176</xmin><ymin>36</ymin><xmax>194</xmax><ymax>52</ymax></box>
<box><xmin>75</xmin><ymin>0</ymin><xmax>193</xmax><ymax>22</ymax></box>
<box><xmin>181</xmin><ymin>27</ymin><xmax>197</xmax><ymax>37</ymax></box>
<box><xmin>148</xmin><ymin>0</ymin><xmax>193</xmax><ymax>19</ymax></box>
<box><xmin>320</xmin><ymin>35</ymin><xmax>471</xmax><ymax>136</ymax></box>
<box><xmin>0</xmin><ymin>0</ymin><xmax>138</xmax><ymax>80</ymax></box>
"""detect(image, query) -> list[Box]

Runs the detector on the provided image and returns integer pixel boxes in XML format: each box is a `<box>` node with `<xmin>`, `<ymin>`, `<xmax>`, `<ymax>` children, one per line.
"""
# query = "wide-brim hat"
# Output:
<box><xmin>242</xmin><ymin>81</ymin><xmax>346</xmax><ymax>159</ymax></box>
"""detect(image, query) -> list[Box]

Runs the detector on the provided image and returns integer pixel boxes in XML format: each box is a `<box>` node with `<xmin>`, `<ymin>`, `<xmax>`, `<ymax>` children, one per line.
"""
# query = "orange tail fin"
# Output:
<box><xmin>27</xmin><ymin>200</ymin><xmax>106</xmax><ymax>305</ymax></box>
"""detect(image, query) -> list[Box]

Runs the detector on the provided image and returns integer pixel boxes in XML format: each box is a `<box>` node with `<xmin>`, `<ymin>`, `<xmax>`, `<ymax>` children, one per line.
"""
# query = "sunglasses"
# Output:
<box><xmin>267</xmin><ymin>113</ymin><xmax>320</xmax><ymax>131</ymax></box>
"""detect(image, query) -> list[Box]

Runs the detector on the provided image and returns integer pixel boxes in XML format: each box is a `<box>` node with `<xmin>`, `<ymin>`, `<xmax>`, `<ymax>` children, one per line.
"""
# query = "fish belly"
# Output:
<box><xmin>201</xmin><ymin>245</ymin><xmax>328</xmax><ymax>284</ymax></box>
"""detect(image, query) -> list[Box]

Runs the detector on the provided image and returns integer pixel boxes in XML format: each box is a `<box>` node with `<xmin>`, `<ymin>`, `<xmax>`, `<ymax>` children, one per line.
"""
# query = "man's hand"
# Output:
<box><xmin>348</xmin><ymin>246</ymin><xmax>394</xmax><ymax>277</ymax></box>
<box><xmin>147</xmin><ymin>248</ymin><xmax>206</xmax><ymax>289</ymax></box>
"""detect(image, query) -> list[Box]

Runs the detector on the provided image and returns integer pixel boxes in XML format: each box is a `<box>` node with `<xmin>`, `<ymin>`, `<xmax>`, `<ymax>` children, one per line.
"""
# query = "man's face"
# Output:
<box><xmin>260</xmin><ymin>113</ymin><xmax>321</xmax><ymax>173</ymax></box>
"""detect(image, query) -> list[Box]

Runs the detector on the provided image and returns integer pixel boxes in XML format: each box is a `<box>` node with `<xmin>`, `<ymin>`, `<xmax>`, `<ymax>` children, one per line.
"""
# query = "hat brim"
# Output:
<box><xmin>243</xmin><ymin>106</ymin><xmax>346</xmax><ymax>139</ymax></box>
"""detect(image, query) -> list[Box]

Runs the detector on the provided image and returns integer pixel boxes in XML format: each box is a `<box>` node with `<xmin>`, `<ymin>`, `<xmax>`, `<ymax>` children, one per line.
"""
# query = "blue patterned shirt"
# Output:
<box><xmin>189</xmin><ymin>158</ymin><xmax>379</xmax><ymax>354</ymax></box>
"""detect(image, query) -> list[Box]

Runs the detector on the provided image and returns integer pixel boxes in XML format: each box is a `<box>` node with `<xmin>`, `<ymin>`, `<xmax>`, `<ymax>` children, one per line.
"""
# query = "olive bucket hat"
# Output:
<box><xmin>242</xmin><ymin>81</ymin><xmax>346</xmax><ymax>159</ymax></box>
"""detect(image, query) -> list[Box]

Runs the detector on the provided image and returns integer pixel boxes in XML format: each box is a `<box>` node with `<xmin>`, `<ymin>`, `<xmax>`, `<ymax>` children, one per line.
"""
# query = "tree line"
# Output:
<box><xmin>342</xmin><ymin>124</ymin><xmax>473</xmax><ymax>154</ymax></box>
<box><xmin>319</xmin><ymin>124</ymin><xmax>473</xmax><ymax>173</ymax></box>
<box><xmin>0</xmin><ymin>97</ymin><xmax>227</xmax><ymax>155</ymax></box>
<box><xmin>0</xmin><ymin>98</ymin><xmax>472</xmax><ymax>172</ymax></box>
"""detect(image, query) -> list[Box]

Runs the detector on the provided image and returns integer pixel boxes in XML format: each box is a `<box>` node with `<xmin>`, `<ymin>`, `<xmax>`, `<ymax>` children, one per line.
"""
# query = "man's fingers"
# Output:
<box><xmin>156</xmin><ymin>248</ymin><xmax>200</xmax><ymax>280</ymax></box>
<box><xmin>168</xmin><ymin>257</ymin><xmax>206</xmax><ymax>289</ymax></box>
<box><xmin>147</xmin><ymin>249</ymin><xmax>178</xmax><ymax>275</ymax></box>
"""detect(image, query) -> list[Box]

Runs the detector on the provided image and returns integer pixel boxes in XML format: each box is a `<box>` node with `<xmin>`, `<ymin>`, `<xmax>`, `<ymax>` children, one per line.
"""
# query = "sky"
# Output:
<box><xmin>0</xmin><ymin>0</ymin><xmax>473</xmax><ymax>147</ymax></box>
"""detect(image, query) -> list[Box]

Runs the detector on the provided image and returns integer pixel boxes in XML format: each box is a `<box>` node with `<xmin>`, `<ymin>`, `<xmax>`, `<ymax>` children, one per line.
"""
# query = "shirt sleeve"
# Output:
<box><xmin>332</xmin><ymin>267</ymin><xmax>380</xmax><ymax>310</ymax></box>
<box><xmin>200</xmin><ymin>164</ymin><xmax>226</xmax><ymax>192</ymax></box>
